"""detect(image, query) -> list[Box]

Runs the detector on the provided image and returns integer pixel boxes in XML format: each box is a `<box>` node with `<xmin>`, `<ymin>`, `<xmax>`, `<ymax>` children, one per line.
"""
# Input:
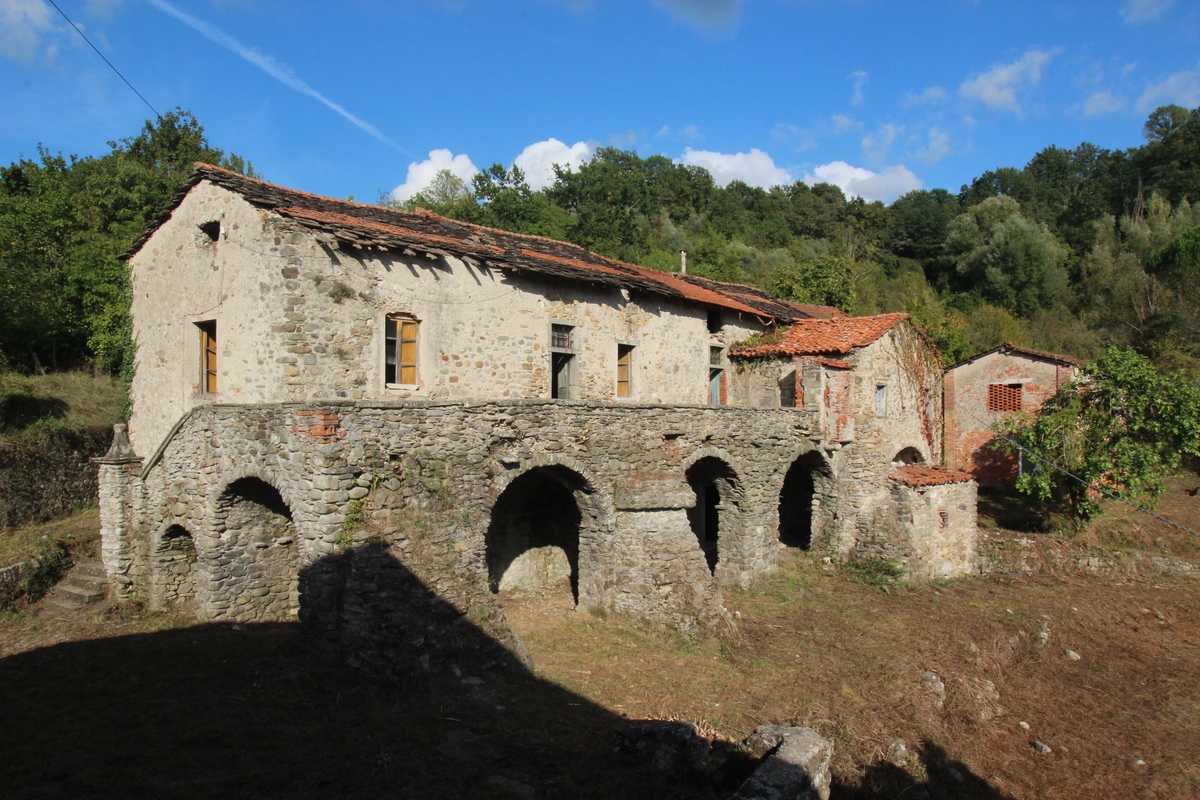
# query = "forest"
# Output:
<box><xmin>2</xmin><ymin>105</ymin><xmax>1198</xmax><ymax>380</ymax></box>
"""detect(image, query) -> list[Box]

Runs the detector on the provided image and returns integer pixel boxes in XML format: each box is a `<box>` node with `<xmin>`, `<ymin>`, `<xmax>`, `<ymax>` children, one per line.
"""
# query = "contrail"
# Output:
<box><xmin>147</xmin><ymin>0</ymin><xmax>403</xmax><ymax>151</ymax></box>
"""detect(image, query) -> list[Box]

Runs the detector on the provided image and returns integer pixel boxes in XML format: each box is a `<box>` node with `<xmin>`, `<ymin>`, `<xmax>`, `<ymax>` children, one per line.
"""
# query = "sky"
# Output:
<box><xmin>2</xmin><ymin>0</ymin><xmax>1199</xmax><ymax>206</ymax></box>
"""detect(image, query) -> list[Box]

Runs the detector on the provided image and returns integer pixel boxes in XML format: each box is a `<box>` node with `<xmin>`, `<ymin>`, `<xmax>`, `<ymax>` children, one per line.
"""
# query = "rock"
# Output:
<box><xmin>1064</xmin><ymin>649</ymin><xmax>1081</xmax><ymax>661</ymax></box>
<box><xmin>920</xmin><ymin>671</ymin><xmax>945</xmax><ymax>708</ymax></box>
<box><xmin>1032</xmin><ymin>739</ymin><xmax>1052</xmax><ymax>755</ymax></box>
<box><xmin>1018</xmin><ymin>720</ymin><xmax>1030</xmax><ymax>730</ymax></box>
<box><xmin>887</xmin><ymin>737</ymin><xmax>909</xmax><ymax>765</ymax></box>
<box><xmin>733</xmin><ymin>726</ymin><xmax>833</xmax><ymax>800</ymax></box>
<box><xmin>620</xmin><ymin>721</ymin><xmax>710</xmax><ymax>777</ymax></box>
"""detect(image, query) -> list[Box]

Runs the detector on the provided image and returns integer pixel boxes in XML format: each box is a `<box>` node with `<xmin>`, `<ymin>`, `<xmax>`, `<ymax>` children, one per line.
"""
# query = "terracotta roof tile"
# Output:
<box><xmin>948</xmin><ymin>342</ymin><xmax>1086</xmax><ymax>370</ymax></box>
<box><xmin>126</xmin><ymin>163</ymin><xmax>841</xmax><ymax>325</ymax></box>
<box><xmin>729</xmin><ymin>313</ymin><xmax>910</xmax><ymax>358</ymax></box>
<box><xmin>889</xmin><ymin>465</ymin><xmax>974</xmax><ymax>487</ymax></box>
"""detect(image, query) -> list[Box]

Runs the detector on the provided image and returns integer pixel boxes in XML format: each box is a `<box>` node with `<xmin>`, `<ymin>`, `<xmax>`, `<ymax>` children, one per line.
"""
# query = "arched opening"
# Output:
<box><xmin>686</xmin><ymin>457</ymin><xmax>740</xmax><ymax>574</ymax></box>
<box><xmin>486</xmin><ymin>466</ymin><xmax>587</xmax><ymax>605</ymax></box>
<box><xmin>893</xmin><ymin>447</ymin><xmax>925</xmax><ymax>465</ymax></box>
<box><xmin>153</xmin><ymin>524</ymin><xmax>198</xmax><ymax>607</ymax></box>
<box><xmin>213</xmin><ymin>477</ymin><xmax>297</xmax><ymax>622</ymax></box>
<box><xmin>778</xmin><ymin>452</ymin><xmax>831</xmax><ymax>549</ymax></box>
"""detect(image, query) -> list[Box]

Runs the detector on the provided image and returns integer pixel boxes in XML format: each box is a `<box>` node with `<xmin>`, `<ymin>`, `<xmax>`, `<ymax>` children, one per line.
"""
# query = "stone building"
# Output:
<box><xmin>944</xmin><ymin>344</ymin><xmax>1083</xmax><ymax>486</ymax></box>
<box><xmin>98</xmin><ymin>164</ymin><xmax>978</xmax><ymax>669</ymax></box>
<box><xmin>728</xmin><ymin>313</ymin><xmax>977</xmax><ymax>578</ymax></box>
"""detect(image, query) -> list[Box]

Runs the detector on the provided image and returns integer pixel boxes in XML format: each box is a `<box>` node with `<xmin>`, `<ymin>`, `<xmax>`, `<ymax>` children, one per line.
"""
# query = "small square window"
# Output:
<box><xmin>551</xmin><ymin>324</ymin><xmax>574</xmax><ymax>350</ymax></box>
<box><xmin>707</xmin><ymin>309</ymin><xmax>722</xmax><ymax>334</ymax></box>
<box><xmin>709</xmin><ymin>346</ymin><xmax>723</xmax><ymax>366</ymax></box>
<box><xmin>198</xmin><ymin>220</ymin><xmax>221</xmax><ymax>242</ymax></box>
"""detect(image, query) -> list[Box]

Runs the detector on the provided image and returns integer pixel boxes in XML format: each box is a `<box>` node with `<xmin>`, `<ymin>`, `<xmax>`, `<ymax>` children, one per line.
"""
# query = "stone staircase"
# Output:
<box><xmin>46</xmin><ymin>560</ymin><xmax>108</xmax><ymax>610</ymax></box>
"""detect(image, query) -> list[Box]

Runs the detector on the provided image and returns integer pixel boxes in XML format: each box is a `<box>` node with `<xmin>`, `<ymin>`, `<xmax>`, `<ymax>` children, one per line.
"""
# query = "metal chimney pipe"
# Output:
<box><xmin>680</xmin><ymin>249</ymin><xmax>687</xmax><ymax>274</ymax></box>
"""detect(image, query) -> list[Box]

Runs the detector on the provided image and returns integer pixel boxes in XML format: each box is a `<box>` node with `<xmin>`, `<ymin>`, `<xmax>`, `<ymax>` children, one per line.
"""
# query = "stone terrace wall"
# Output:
<box><xmin>111</xmin><ymin>401</ymin><xmax>831</xmax><ymax>647</ymax></box>
<box><xmin>0</xmin><ymin>427</ymin><xmax>109</xmax><ymax>528</ymax></box>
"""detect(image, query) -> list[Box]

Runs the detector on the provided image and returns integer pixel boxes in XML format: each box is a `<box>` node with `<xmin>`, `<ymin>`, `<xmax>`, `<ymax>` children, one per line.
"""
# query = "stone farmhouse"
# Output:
<box><xmin>944</xmin><ymin>344</ymin><xmax>1083</xmax><ymax>486</ymax></box>
<box><xmin>97</xmin><ymin>164</ymin><xmax>978</xmax><ymax>667</ymax></box>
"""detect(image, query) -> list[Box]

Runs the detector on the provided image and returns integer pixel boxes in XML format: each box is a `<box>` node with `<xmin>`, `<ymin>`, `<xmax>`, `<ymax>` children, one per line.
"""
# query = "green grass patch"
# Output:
<box><xmin>0</xmin><ymin>506</ymin><xmax>100</xmax><ymax>569</ymax></box>
<box><xmin>0</xmin><ymin>370</ymin><xmax>125</xmax><ymax>443</ymax></box>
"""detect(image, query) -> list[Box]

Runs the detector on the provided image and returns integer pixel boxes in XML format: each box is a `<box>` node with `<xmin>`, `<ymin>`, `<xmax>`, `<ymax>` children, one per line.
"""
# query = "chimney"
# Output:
<box><xmin>680</xmin><ymin>249</ymin><xmax>687</xmax><ymax>274</ymax></box>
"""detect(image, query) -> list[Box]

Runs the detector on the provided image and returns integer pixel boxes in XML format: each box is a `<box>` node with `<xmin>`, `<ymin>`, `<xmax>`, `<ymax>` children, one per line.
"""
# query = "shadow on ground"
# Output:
<box><xmin>0</xmin><ymin>546</ymin><xmax>1012</xmax><ymax>799</ymax></box>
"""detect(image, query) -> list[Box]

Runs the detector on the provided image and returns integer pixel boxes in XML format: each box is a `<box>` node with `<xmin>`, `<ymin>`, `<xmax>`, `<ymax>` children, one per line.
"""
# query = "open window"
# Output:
<box><xmin>197</xmin><ymin>320</ymin><xmax>217</xmax><ymax>394</ymax></box>
<box><xmin>708</xmin><ymin>346</ymin><xmax>725</xmax><ymax>406</ymax></box>
<box><xmin>616</xmin><ymin>343</ymin><xmax>633</xmax><ymax>398</ymax></box>
<box><xmin>385</xmin><ymin>314</ymin><xmax>419</xmax><ymax>386</ymax></box>
<box><xmin>875</xmin><ymin>384</ymin><xmax>887</xmax><ymax>417</ymax></box>
<box><xmin>550</xmin><ymin>323</ymin><xmax>577</xmax><ymax>400</ymax></box>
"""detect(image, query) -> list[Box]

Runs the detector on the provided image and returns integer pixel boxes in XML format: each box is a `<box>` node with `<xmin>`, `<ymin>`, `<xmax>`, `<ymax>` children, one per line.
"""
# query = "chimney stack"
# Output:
<box><xmin>680</xmin><ymin>249</ymin><xmax>687</xmax><ymax>274</ymax></box>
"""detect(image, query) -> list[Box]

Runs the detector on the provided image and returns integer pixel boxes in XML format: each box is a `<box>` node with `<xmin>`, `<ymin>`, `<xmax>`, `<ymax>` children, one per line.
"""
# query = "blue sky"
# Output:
<box><xmin>2</xmin><ymin>0</ymin><xmax>1199</xmax><ymax>205</ymax></box>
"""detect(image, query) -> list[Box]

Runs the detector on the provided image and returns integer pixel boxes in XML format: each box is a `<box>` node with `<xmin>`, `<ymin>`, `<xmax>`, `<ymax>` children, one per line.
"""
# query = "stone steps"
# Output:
<box><xmin>45</xmin><ymin>560</ymin><xmax>107</xmax><ymax>610</ymax></box>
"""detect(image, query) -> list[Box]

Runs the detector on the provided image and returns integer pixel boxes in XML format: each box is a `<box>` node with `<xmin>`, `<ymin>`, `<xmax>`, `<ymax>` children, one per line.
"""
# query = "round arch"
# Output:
<box><xmin>683</xmin><ymin>454</ymin><xmax>746</xmax><ymax>575</ymax></box>
<box><xmin>778</xmin><ymin>448</ymin><xmax>835</xmax><ymax>550</ymax></box>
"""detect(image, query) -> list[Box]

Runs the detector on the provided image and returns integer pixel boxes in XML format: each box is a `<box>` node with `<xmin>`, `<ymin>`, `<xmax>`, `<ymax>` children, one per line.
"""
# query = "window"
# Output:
<box><xmin>385</xmin><ymin>315</ymin><xmax>419</xmax><ymax>385</ymax></box>
<box><xmin>875</xmin><ymin>384</ymin><xmax>887</xmax><ymax>417</ymax></box>
<box><xmin>616</xmin><ymin>344</ymin><xmax>633</xmax><ymax>398</ymax></box>
<box><xmin>707</xmin><ymin>309</ymin><xmax>722</xmax><ymax>334</ymax></box>
<box><xmin>987</xmin><ymin>383</ymin><xmax>1022</xmax><ymax>412</ymax></box>
<box><xmin>198</xmin><ymin>220</ymin><xmax>220</xmax><ymax>242</ymax></box>
<box><xmin>708</xmin><ymin>346</ymin><xmax>725</xmax><ymax>406</ymax></box>
<box><xmin>550</xmin><ymin>323</ymin><xmax>577</xmax><ymax>400</ymax></box>
<box><xmin>197</xmin><ymin>320</ymin><xmax>217</xmax><ymax>393</ymax></box>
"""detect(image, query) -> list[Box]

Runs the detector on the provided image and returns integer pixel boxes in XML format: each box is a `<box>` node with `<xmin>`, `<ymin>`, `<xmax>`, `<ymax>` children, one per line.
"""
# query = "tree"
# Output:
<box><xmin>997</xmin><ymin>347</ymin><xmax>1200</xmax><ymax>517</ymax></box>
<box><xmin>768</xmin><ymin>253</ymin><xmax>857</xmax><ymax>311</ymax></box>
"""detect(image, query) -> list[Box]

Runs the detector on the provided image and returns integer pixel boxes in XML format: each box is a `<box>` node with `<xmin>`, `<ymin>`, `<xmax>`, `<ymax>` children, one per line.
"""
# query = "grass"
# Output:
<box><xmin>0</xmin><ymin>506</ymin><xmax>100</xmax><ymax>570</ymax></box>
<box><xmin>0</xmin><ymin>370</ymin><xmax>125</xmax><ymax>442</ymax></box>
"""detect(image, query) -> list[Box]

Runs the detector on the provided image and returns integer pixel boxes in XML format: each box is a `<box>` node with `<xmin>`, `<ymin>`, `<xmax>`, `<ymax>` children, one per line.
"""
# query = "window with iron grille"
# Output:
<box><xmin>385</xmin><ymin>315</ymin><xmax>419</xmax><ymax>385</ymax></box>
<box><xmin>986</xmin><ymin>383</ymin><xmax>1022</xmax><ymax>412</ymax></box>
<box><xmin>551</xmin><ymin>324</ymin><xmax>574</xmax><ymax>350</ymax></box>
<box><xmin>709</xmin><ymin>346</ymin><xmax>723</xmax><ymax>366</ymax></box>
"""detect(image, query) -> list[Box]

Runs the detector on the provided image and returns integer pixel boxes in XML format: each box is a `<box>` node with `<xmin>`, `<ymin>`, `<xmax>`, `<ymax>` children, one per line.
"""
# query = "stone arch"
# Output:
<box><xmin>778</xmin><ymin>449</ymin><xmax>836</xmax><ymax>550</ymax></box>
<box><xmin>892</xmin><ymin>446</ymin><xmax>926</xmax><ymax>465</ymax></box>
<box><xmin>683</xmin><ymin>454</ymin><xmax>746</xmax><ymax>575</ymax></box>
<box><xmin>207</xmin><ymin>475</ymin><xmax>299</xmax><ymax>623</ymax></box>
<box><xmin>150</xmin><ymin>522</ymin><xmax>198</xmax><ymax>608</ymax></box>
<box><xmin>486</xmin><ymin>462</ymin><xmax>600</xmax><ymax>607</ymax></box>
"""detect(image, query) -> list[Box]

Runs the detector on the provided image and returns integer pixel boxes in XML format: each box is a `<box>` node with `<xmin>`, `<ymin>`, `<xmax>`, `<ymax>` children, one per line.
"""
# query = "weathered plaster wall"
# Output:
<box><xmin>893</xmin><ymin>480</ymin><xmax>979</xmax><ymax>579</ymax></box>
<box><xmin>128</xmin><ymin>181</ymin><xmax>768</xmax><ymax>455</ymax></box>
<box><xmin>945</xmin><ymin>353</ymin><xmax>1074</xmax><ymax>485</ymax></box>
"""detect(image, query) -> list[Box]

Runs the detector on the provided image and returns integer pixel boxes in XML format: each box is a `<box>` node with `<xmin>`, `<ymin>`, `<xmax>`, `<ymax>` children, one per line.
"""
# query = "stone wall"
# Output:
<box><xmin>127</xmin><ymin>181</ymin><xmax>766</xmax><ymax>456</ymax></box>
<box><xmin>0</xmin><ymin>427</ymin><xmax>109</xmax><ymax>528</ymax></box>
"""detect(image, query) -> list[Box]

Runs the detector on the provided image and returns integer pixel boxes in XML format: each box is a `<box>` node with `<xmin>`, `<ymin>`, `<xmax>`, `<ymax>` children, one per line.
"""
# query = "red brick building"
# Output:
<box><xmin>944</xmin><ymin>344</ymin><xmax>1084</xmax><ymax>486</ymax></box>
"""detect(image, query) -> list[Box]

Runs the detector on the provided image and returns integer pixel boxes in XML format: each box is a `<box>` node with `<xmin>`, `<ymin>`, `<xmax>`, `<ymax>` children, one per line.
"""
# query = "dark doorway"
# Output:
<box><xmin>686</xmin><ymin>458</ymin><xmax>739</xmax><ymax>574</ymax></box>
<box><xmin>893</xmin><ymin>447</ymin><xmax>925</xmax><ymax>465</ymax></box>
<box><xmin>216</xmin><ymin>477</ymin><xmax>297</xmax><ymax>622</ymax></box>
<box><xmin>486</xmin><ymin>466</ymin><xmax>585</xmax><ymax>604</ymax></box>
<box><xmin>778</xmin><ymin>452</ymin><xmax>828</xmax><ymax>549</ymax></box>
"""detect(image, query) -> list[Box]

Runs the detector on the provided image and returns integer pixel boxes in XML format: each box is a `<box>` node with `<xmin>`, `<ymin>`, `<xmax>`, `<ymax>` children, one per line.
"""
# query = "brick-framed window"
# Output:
<box><xmin>986</xmin><ymin>383</ymin><xmax>1022</xmax><ymax>412</ymax></box>
<box><xmin>197</xmin><ymin>320</ymin><xmax>217</xmax><ymax>394</ymax></box>
<box><xmin>550</xmin><ymin>322</ymin><xmax>578</xmax><ymax>400</ymax></box>
<box><xmin>385</xmin><ymin>314</ymin><xmax>419</xmax><ymax>386</ymax></box>
<box><xmin>616</xmin><ymin>343</ymin><xmax>634</xmax><ymax>398</ymax></box>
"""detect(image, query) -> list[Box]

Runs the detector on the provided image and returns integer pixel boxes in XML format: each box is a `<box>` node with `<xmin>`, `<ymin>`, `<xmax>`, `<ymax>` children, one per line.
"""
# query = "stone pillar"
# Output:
<box><xmin>94</xmin><ymin>424</ymin><xmax>144</xmax><ymax>596</ymax></box>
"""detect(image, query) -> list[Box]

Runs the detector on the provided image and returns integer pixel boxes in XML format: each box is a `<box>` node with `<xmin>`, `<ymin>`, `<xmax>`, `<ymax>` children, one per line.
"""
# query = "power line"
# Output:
<box><xmin>47</xmin><ymin>0</ymin><xmax>161</xmax><ymax>120</ymax></box>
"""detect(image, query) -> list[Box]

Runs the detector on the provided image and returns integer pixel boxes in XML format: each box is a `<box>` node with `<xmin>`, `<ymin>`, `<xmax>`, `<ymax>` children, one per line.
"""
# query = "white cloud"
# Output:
<box><xmin>850</xmin><ymin>70</ymin><xmax>868</xmax><ymax>105</ymax></box>
<box><xmin>1137</xmin><ymin>62</ymin><xmax>1200</xmax><ymax>113</ymax></box>
<box><xmin>804</xmin><ymin>161</ymin><xmax>922</xmax><ymax>203</ymax></box>
<box><xmin>772</xmin><ymin>123</ymin><xmax>818</xmax><ymax>152</ymax></box>
<box><xmin>652</xmin><ymin>0</ymin><xmax>741</xmax><ymax>28</ymax></box>
<box><xmin>831</xmin><ymin>114</ymin><xmax>861</xmax><ymax>134</ymax></box>
<box><xmin>1</xmin><ymin>0</ymin><xmax>55</xmax><ymax>60</ymax></box>
<box><xmin>862</xmin><ymin>122</ymin><xmax>902</xmax><ymax>166</ymax></box>
<box><xmin>680</xmin><ymin>124</ymin><xmax>700</xmax><ymax>139</ymax></box>
<box><xmin>959</xmin><ymin>48</ymin><xmax>1057</xmax><ymax>114</ymax></box>
<box><xmin>1083</xmin><ymin>90</ymin><xmax>1126</xmax><ymax>116</ymax></box>
<box><xmin>679</xmin><ymin>147</ymin><xmax>792</xmax><ymax>188</ymax></box>
<box><xmin>902</xmin><ymin>86</ymin><xmax>947</xmax><ymax>107</ymax></box>
<box><xmin>149</xmin><ymin>0</ymin><xmax>399</xmax><ymax>149</ymax></box>
<box><xmin>514</xmin><ymin>138</ymin><xmax>594</xmax><ymax>190</ymax></box>
<box><xmin>391</xmin><ymin>149</ymin><xmax>479</xmax><ymax>202</ymax></box>
<box><xmin>1121</xmin><ymin>0</ymin><xmax>1174</xmax><ymax>23</ymax></box>
<box><xmin>656</xmin><ymin>125</ymin><xmax>672</xmax><ymax>137</ymax></box>
<box><xmin>915</xmin><ymin>127</ymin><xmax>951</xmax><ymax>165</ymax></box>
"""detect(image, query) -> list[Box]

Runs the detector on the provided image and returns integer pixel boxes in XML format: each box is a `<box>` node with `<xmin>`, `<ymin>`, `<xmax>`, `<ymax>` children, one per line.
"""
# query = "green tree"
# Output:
<box><xmin>997</xmin><ymin>347</ymin><xmax>1200</xmax><ymax>517</ymax></box>
<box><xmin>768</xmin><ymin>253</ymin><xmax>857</xmax><ymax>311</ymax></box>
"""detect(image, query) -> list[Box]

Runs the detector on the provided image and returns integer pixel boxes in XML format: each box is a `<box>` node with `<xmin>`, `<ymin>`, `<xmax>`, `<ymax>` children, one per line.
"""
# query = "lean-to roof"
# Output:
<box><xmin>729</xmin><ymin>313</ymin><xmax>911</xmax><ymax>358</ymax></box>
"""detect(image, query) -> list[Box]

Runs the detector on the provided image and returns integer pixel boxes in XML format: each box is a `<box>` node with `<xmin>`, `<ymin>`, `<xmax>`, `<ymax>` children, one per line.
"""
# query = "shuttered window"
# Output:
<box><xmin>385</xmin><ymin>315</ymin><xmax>419</xmax><ymax>385</ymax></box>
<box><xmin>197</xmin><ymin>321</ymin><xmax>217</xmax><ymax>393</ymax></box>
<box><xmin>616</xmin><ymin>344</ymin><xmax>633</xmax><ymax>398</ymax></box>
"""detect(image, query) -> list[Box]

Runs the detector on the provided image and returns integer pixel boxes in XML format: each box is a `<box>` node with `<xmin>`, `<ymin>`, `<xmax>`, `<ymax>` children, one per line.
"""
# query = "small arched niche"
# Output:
<box><xmin>213</xmin><ymin>477</ymin><xmax>298</xmax><ymax>622</ymax></box>
<box><xmin>893</xmin><ymin>447</ymin><xmax>925</xmax><ymax>465</ymax></box>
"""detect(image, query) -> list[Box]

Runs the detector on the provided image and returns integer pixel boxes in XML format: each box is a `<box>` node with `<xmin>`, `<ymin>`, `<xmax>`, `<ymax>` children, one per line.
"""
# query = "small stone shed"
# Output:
<box><xmin>98</xmin><ymin>164</ymin><xmax>980</xmax><ymax>671</ymax></box>
<box><xmin>726</xmin><ymin>313</ymin><xmax>978</xmax><ymax>577</ymax></box>
<box><xmin>944</xmin><ymin>344</ymin><xmax>1083</xmax><ymax>486</ymax></box>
